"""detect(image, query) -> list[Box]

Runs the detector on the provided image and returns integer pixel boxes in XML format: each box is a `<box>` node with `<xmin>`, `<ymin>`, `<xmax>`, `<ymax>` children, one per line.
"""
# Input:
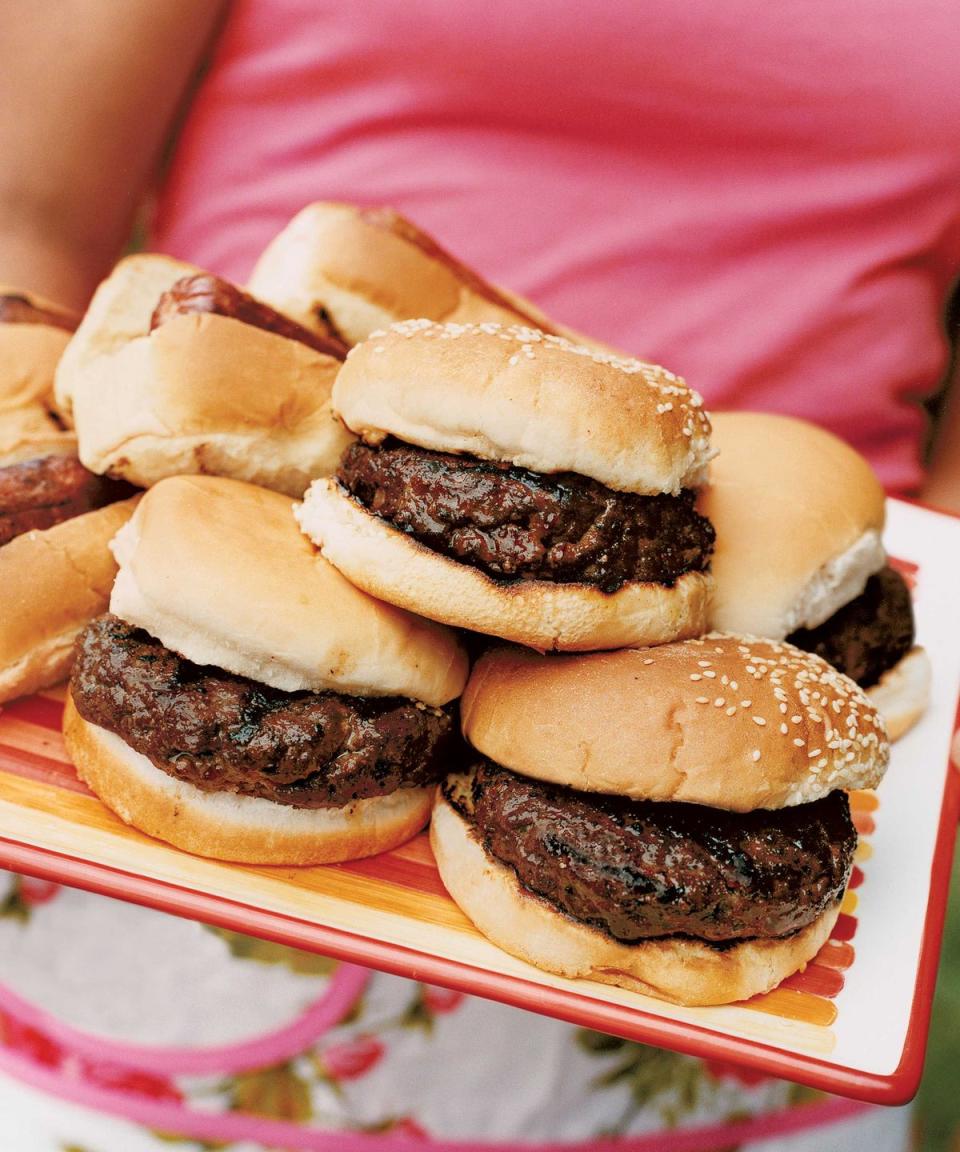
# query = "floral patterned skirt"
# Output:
<box><xmin>0</xmin><ymin>873</ymin><xmax>910</xmax><ymax>1151</ymax></box>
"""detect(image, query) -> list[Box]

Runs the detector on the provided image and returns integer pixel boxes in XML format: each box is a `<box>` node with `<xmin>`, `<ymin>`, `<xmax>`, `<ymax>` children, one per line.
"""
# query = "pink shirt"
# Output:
<box><xmin>152</xmin><ymin>0</ymin><xmax>960</xmax><ymax>493</ymax></box>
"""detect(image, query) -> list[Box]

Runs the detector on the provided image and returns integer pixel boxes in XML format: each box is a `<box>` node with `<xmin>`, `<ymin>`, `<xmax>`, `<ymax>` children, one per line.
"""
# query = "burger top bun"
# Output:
<box><xmin>247</xmin><ymin>202</ymin><xmax>563</xmax><ymax>348</ymax></box>
<box><xmin>0</xmin><ymin>288</ymin><xmax>74</xmax><ymax>404</ymax></box>
<box><xmin>333</xmin><ymin>321</ymin><xmax>714</xmax><ymax>496</ymax></box>
<box><xmin>54</xmin><ymin>255</ymin><xmax>353</xmax><ymax>496</ymax></box>
<box><xmin>0</xmin><ymin>403</ymin><xmax>76</xmax><ymax>467</ymax></box>
<box><xmin>461</xmin><ymin>636</ymin><xmax>889</xmax><ymax>811</ymax></box>
<box><xmin>1</xmin><ymin>286</ymin><xmax>77</xmax><ymax>463</ymax></box>
<box><xmin>110</xmin><ymin>475</ymin><xmax>469</xmax><ymax>707</ymax></box>
<box><xmin>702</xmin><ymin>412</ymin><xmax>887</xmax><ymax>638</ymax></box>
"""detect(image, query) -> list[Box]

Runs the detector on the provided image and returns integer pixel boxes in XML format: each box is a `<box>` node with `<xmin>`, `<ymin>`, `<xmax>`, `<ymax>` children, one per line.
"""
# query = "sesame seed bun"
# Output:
<box><xmin>110</xmin><ymin>475</ymin><xmax>468</xmax><ymax>706</ymax></box>
<box><xmin>430</xmin><ymin>785</ymin><xmax>839</xmax><ymax>1006</ymax></box>
<box><xmin>54</xmin><ymin>255</ymin><xmax>353</xmax><ymax>496</ymax></box>
<box><xmin>64</xmin><ymin>695</ymin><xmax>435</xmax><ymax>865</ymax></box>
<box><xmin>333</xmin><ymin>321</ymin><xmax>713</xmax><ymax>496</ymax></box>
<box><xmin>0</xmin><ymin>497</ymin><xmax>139</xmax><ymax>704</ymax></box>
<box><xmin>247</xmin><ymin>202</ymin><xmax>583</xmax><ymax>349</ymax></box>
<box><xmin>701</xmin><ymin>412</ymin><xmax>887</xmax><ymax>636</ymax></box>
<box><xmin>296</xmin><ymin>478</ymin><xmax>711</xmax><ymax>652</ymax></box>
<box><xmin>460</xmin><ymin>636</ymin><xmax>889</xmax><ymax>811</ymax></box>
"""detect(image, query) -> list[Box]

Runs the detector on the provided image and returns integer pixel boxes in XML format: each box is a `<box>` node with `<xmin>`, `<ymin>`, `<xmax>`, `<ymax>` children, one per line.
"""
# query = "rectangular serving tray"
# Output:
<box><xmin>0</xmin><ymin>497</ymin><xmax>957</xmax><ymax>1104</ymax></box>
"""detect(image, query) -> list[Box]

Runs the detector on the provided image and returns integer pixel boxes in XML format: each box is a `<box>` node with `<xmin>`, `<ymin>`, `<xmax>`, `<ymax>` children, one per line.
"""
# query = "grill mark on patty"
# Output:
<box><xmin>150</xmin><ymin>273</ymin><xmax>349</xmax><ymax>360</ymax></box>
<box><xmin>0</xmin><ymin>293</ymin><xmax>79</xmax><ymax>332</ymax></box>
<box><xmin>454</xmin><ymin>761</ymin><xmax>855</xmax><ymax>944</ymax></box>
<box><xmin>337</xmin><ymin>440</ymin><xmax>715</xmax><ymax>592</ymax></box>
<box><xmin>788</xmin><ymin>565</ymin><xmax>914</xmax><ymax>688</ymax></box>
<box><xmin>71</xmin><ymin>615</ymin><xmax>461</xmax><ymax>809</ymax></box>
<box><xmin>0</xmin><ymin>456</ymin><xmax>136</xmax><ymax>547</ymax></box>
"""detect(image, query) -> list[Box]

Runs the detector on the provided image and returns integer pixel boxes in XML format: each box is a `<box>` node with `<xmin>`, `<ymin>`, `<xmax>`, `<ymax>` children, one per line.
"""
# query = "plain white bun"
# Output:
<box><xmin>0</xmin><ymin>497</ymin><xmax>138</xmax><ymax>704</ymax></box>
<box><xmin>0</xmin><ymin>286</ymin><xmax>77</xmax><ymax>463</ymax></box>
<box><xmin>247</xmin><ymin>202</ymin><xmax>561</xmax><ymax>347</ymax></box>
<box><xmin>460</xmin><ymin>636</ymin><xmax>889</xmax><ymax>810</ymax></box>
<box><xmin>866</xmin><ymin>646</ymin><xmax>931</xmax><ymax>742</ymax></box>
<box><xmin>334</xmin><ymin>320</ymin><xmax>713</xmax><ymax>495</ymax></box>
<box><xmin>296</xmin><ymin>478</ymin><xmax>711</xmax><ymax>652</ymax></box>
<box><xmin>701</xmin><ymin>412</ymin><xmax>887</xmax><ymax>637</ymax></box>
<box><xmin>0</xmin><ymin>402</ymin><xmax>76</xmax><ymax>466</ymax></box>
<box><xmin>54</xmin><ymin>254</ymin><xmax>353</xmax><ymax>495</ymax></box>
<box><xmin>430</xmin><ymin>788</ymin><xmax>839</xmax><ymax>1007</ymax></box>
<box><xmin>110</xmin><ymin>475</ymin><xmax>468</xmax><ymax>706</ymax></box>
<box><xmin>64</xmin><ymin>697</ymin><xmax>433</xmax><ymax>865</ymax></box>
<box><xmin>0</xmin><ymin>286</ymin><xmax>74</xmax><ymax>411</ymax></box>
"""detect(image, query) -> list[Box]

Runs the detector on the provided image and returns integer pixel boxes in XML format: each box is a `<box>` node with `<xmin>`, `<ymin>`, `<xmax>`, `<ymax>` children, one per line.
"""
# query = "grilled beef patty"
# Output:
<box><xmin>337</xmin><ymin>441</ymin><xmax>715</xmax><ymax>592</ymax></box>
<box><xmin>71</xmin><ymin>615</ymin><xmax>459</xmax><ymax>809</ymax></box>
<box><xmin>788</xmin><ymin>565</ymin><xmax>914</xmax><ymax>688</ymax></box>
<box><xmin>150</xmin><ymin>273</ymin><xmax>348</xmax><ymax>360</ymax></box>
<box><xmin>454</xmin><ymin>761</ymin><xmax>855</xmax><ymax>944</ymax></box>
<box><xmin>0</xmin><ymin>292</ymin><xmax>78</xmax><ymax>331</ymax></box>
<box><xmin>0</xmin><ymin>456</ymin><xmax>135</xmax><ymax>547</ymax></box>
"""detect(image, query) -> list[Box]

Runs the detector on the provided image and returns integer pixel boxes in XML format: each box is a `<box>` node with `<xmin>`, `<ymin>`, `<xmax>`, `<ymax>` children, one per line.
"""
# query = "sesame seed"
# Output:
<box><xmin>726</xmin><ymin>706</ymin><xmax>737</xmax><ymax>716</ymax></box>
<box><xmin>690</xmin><ymin>674</ymin><xmax>702</xmax><ymax>681</ymax></box>
<box><xmin>752</xmin><ymin>716</ymin><xmax>767</xmax><ymax>726</ymax></box>
<box><xmin>779</xmin><ymin>702</ymin><xmax>788</xmax><ymax>714</ymax></box>
<box><xmin>703</xmin><ymin>670</ymin><xmax>717</xmax><ymax>679</ymax></box>
<box><xmin>695</xmin><ymin>696</ymin><xmax>710</xmax><ymax>704</ymax></box>
<box><xmin>780</xmin><ymin>723</ymin><xmax>789</xmax><ymax>735</ymax></box>
<box><xmin>740</xmin><ymin>700</ymin><xmax>752</xmax><ymax>708</ymax></box>
<box><xmin>791</xmin><ymin>715</ymin><xmax>802</xmax><ymax>724</ymax></box>
<box><xmin>697</xmin><ymin>660</ymin><xmax>712</xmax><ymax>667</ymax></box>
<box><xmin>818</xmin><ymin>757</ymin><xmax>829</xmax><ymax>768</ymax></box>
<box><xmin>642</xmin><ymin>657</ymin><xmax>654</xmax><ymax>665</ymax></box>
<box><xmin>752</xmin><ymin>749</ymin><xmax>762</xmax><ymax>762</ymax></box>
<box><xmin>714</xmin><ymin>697</ymin><xmax>726</xmax><ymax>707</ymax></box>
<box><xmin>794</xmin><ymin>738</ymin><xmax>805</xmax><ymax>747</ymax></box>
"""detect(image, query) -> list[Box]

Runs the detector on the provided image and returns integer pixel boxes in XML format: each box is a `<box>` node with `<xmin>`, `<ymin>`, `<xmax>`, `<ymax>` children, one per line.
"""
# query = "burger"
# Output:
<box><xmin>0</xmin><ymin>286</ymin><xmax>78</xmax><ymax>463</ymax></box>
<box><xmin>701</xmin><ymin>412</ymin><xmax>929</xmax><ymax>739</ymax></box>
<box><xmin>54</xmin><ymin>255</ymin><xmax>353</xmax><ymax>496</ymax></box>
<box><xmin>0</xmin><ymin>287</ymin><xmax>138</xmax><ymax>703</ymax></box>
<box><xmin>63</xmin><ymin>475</ymin><xmax>469</xmax><ymax>864</ymax></box>
<box><xmin>431</xmin><ymin>636</ymin><xmax>889</xmax><ymax>1006</ymax></box>
<box><xmin>248</xmin><ymin>201</ymin><xmax>607</xmax><ymax>350</ymax></box>
<box><xmin>297</xmin><ymin>320</ymin><xmax>716</xmax><ymax>652</ymax></box>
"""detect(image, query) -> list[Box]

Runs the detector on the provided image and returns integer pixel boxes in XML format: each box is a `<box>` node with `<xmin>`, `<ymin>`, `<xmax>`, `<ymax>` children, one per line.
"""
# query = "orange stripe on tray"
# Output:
<box><xmin>745</xmin><ymin>987</ymin><xmax>838</xmax><ymax>1028</ymax></box>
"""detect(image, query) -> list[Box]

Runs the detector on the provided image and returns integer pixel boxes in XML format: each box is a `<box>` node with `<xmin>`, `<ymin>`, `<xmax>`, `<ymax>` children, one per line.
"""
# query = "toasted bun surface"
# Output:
<box><xmin>0</xmin><ymin>403</ymin><xmax>76</xmax><ymax>466</ymax></box>
<box><xmin>296</xmin><ymin>479</ymin><xmax>710</xmax><ymax>652</ymax></box>
<box><xmin>0</xmin><ymin>324</ymin><xmax>72</xmax><ymax>410</ymax></box>
<box><xmin>702</xmin><ymin>412</ymin><xmax>887</xmax><ymax>637</ymax></box>
<box><xmin>64</xmin><ymin>697</ymin><xmax>433</xmax><ymax>865</ymax></box>
<box><xmin>431</xmin><ymin>790</ymin><xmax>838</xmax><ymax>1006</ymax></box>
<box><xmin>247</xmin><ymin>202</ymin><xmax>560</xmax><ymax>347</ymax></box>
<box><xmin>110</xmin><ymin>475</ymin><xmax>467</xmax><ymax>705</ymax></box>
<box><xmin>867</xmin><ymin>646</ymin><xmax>931</xmax><ymax>742</ymax></box>
<box><xmin>0</xmin><ymin>497</ymin><xmax>139</xmax><ymax>704</ymax></box>
<box><xmin>333</xmin><ymin>321</ymin><xmax>713</xmax><ymax>495</ymax></box>
<box><xmin>461</xmin><ymin>635</ymin><xmax>889</xmax><ymax>810</ymax></box>
<box><xmin>55</xmin><ymin>255</ymin><xmax>353</xmax><ymax>494</ymax></box>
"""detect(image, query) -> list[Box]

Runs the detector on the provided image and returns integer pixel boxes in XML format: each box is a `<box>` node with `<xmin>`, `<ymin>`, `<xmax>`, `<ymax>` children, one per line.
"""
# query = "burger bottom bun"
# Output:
<box><xmin>0</xmin><ymin>498</ymin><xmax>138</xmax><ymax>705</ymax></box>
<box><xmin>430</xmin><ymin>790</ymin><xmax>840</xmax><ymax>1007</ymax></box>
<box><xmin>867</xmin><ymin>646</ymin><xmax>931</xmax><ymax>743</ymax></box>
<box><xmin>64</xmin><ymin>697</ymin><xmax>433</xmax><ymax>865</ymax></box>
<box><xmin>297</xmin><ymin>480</ymin><xmax>710</xmax><ymax>652</ymax></box>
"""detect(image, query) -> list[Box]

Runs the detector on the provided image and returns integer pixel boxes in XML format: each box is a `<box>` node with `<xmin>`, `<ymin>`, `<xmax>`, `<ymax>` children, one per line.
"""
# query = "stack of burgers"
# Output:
<box><xmin>295</xmin><ymin>318</ymin><xmax>891</xmax><ymax>1006</ymax></box>
<box><xmin>0</xmin><ymin>286</ymin><xmax>138</xmax><ymax>703</ymax></box>
<box><xmin>0</xmin><ymin>201</ymin><xmax>900</xmax><ymax>1008</ymax></box>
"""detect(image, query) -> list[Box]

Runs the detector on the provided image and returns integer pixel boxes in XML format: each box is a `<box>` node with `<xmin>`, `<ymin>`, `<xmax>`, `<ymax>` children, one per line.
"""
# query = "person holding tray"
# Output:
<box><xmin>0</xmin><ymin>2</ymin><xmax>958</xmax><ymax>1150</ymax></box>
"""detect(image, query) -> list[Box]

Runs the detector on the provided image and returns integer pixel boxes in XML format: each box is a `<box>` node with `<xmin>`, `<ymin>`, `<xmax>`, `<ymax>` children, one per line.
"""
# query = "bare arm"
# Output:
<box><xmin>922</xmin><ymin>367</ymin><xmax>960</xmax><ymax>514</ymax></box>
<box><xmin>0</xmin><ymin>0</ymin><xmax>225</xmax><ymax>310</ymax></box>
